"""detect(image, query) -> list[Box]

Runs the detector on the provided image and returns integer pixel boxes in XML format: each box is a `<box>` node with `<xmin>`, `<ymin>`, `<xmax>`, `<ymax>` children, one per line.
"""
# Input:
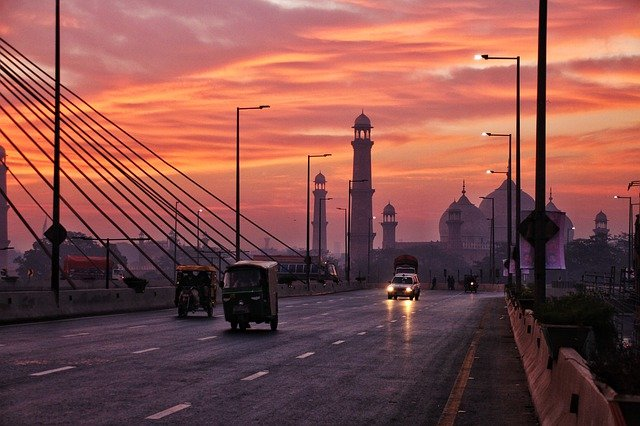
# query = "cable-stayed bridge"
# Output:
<box><xmin>0</xmin><ymin>37</ymin><xmax>302</xmax><ymax>287</ymax></box>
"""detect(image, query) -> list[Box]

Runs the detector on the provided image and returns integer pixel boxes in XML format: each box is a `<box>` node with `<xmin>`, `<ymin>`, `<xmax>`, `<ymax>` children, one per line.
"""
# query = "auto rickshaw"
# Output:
<box><xmin>175</xmin><ymin>265</ymin><xmax>218</xmax><ymax>317</ymax></box>
<box><xmin>221</xmin><ymin>260</ymin><xmax>278</xmax><ymax>331</ymax></box>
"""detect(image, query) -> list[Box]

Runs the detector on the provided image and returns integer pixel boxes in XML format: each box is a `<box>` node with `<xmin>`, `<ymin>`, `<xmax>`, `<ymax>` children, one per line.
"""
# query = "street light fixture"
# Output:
<box><xmin>336</xmin><ymin>207</ymin><xmax>347</xmax><ymax>280</ymax></box>
<box><xmin>614</xmin><ymin>195</ymin><xmax>633</xmax><ymax>283</ymax></box>
<box><xmin>476</xmin><ymin>53</ymin><xmax>522</xmax><ymax>289</ymax></box>
<box><xmin>306</xmin><ymin>154</ymin><xmax>332</xmax><ymax>288</ymax></box>
<box><xmin>483</xmin><ymin>132</ymin><xmax>513</xmax><ymax>288</ymax></box>
<box><xmin>318</xmin><ymin>197</ymin><xmax>333</xmax><ymax>265</ymax></box>
<box><xmin>480</xmin><ymin>196</ymin><xmax>495</xmax><ymax>284</ymax></box>
<box><xmin>347</xmin><ymin>178</ymin><xmax>368</xmax><ymax>284</ymax></box>
<box><xmin>236</xmin><ymin>105</ymin><xmax>270</xmax><ymax>261</ymax></box>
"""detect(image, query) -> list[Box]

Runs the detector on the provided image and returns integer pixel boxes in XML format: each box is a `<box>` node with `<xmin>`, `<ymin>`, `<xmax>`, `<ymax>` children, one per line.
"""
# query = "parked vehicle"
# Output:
<box><xmin>464</xmin><ymin>274</ymin><xmax>478</xmax><ymax>293</ymax></box>
<box><xmin>222</xmin><ymin>260</ymin><xmax>279</xmax><ymax>331</ymax></box>
<box><xmin>386</xmin><ymin>273</ymin><xmax>421</xmax><ymax>300</ymax></box>
<box><xmin>393</xmin><ymin>254</ymin><xmax>419</xmax><ymax>275</ymax></box>
<box><xmin>175</xmin><ymin>265</ymin><xmax>218</xmax><ymax>317</ymax></box>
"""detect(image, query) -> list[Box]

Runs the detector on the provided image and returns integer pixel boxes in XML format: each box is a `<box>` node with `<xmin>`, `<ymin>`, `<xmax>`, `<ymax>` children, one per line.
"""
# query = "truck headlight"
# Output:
<box><xmin>387</xmin><ymin>285</ymin><xmax>394</xmax><ymax>293</ymax></box>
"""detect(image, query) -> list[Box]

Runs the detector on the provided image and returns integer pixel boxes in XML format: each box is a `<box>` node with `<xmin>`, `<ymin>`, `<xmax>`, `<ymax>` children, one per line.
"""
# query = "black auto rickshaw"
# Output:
<box><xmin>222</xmin><ymin>260</ymin><xmax>278</xmax><ymax>331</ymax></box>
<box><xmin>175</xmin><ymin>265</ymin><xmax>218</xmax><ymax>317</ymax></box>
<box><xmin>464</xmin><ymin>274</ymin><xmax>478</xmax><ymax>293</ymax></box>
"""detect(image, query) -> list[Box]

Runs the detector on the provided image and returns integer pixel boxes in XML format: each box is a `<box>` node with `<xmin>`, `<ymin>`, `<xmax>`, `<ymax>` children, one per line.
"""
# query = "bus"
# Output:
<box><xmin>253</xmin><ymin>255</ymin><xmax>340</xmax><ymax>285</ymax></box>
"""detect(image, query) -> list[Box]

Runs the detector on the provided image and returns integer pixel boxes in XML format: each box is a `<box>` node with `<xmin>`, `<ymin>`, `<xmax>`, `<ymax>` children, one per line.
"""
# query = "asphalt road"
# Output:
<box><xmin>0</xmin><ymin>289</ymin><xmax>536</xmax><ymax>425</ymax></box>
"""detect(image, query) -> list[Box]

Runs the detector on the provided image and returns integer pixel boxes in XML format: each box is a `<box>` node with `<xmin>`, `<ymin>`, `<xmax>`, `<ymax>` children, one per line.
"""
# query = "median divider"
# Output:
<box><xmin>506</xmin><ymin>296</ymin><xmax>619</xmax><ymax>425</ymax></box>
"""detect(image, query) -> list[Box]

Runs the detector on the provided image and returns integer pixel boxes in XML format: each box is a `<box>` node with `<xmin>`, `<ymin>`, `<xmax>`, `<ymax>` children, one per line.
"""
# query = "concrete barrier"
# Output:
<box><xmin>0</xmin><ymin>280</ymin><xmax>386</xmax><ymax>324</ymax></box>
<box><xmin>0</xmin><ymin>287</ymin><xmax>175</xmax><ymax>324</ymax></box>
<box><xmin>506</xmin><ymin>296</ymin><xmax>619</xmax><ymax>426</ymax></box>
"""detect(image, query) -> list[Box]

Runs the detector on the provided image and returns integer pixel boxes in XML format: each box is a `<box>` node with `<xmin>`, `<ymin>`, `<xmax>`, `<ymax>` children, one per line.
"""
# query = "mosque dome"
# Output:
<box><xmin>479</xmin><ymin>178</ymin><xmax>535</xmax><ymax>243</ymax></box>
<box><xmin>383</xmin><ymin>202</ymin><xmax>396</xmax><ymax>216</ymax></box>
<box><xmin>353</xmin><ymin>112</ymin><xmax>372</xmax><ymax>129</ymax></box>
<box><xmin>439</xmin><ymin>184</ymin><xmax>489</xmax><ymax>242</ymax></box>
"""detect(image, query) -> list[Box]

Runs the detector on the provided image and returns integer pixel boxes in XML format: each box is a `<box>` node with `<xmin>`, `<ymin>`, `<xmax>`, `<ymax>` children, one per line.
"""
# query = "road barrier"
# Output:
<box><xmin>506</xmin><ymin>297</ymin><xmax>620</xmax><ymax>425</ymax></box>
<box><xmin>0</xmin><ymin>279</ymin><xmax>382</xmax><ymax>324</ymax></box>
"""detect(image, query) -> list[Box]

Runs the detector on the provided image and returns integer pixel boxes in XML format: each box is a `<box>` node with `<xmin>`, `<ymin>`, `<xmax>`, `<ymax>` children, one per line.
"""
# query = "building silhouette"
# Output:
<box><xmin>594</xmin><ymin>210</ymin><xmax>609</xmax><ymax>242</ymax></box>
<box><xmin>0</xmin><ymin>147</ymin><xmax>9</xmax><ymax>269</ymax></box>
<box><xmin>380</xmin><ymin>202</ymin><xmax>397</xmax><ymax>250</ymax></box>
<box><xmin>312</xmin><ymin>172</ymin><xmax>329</xmax><ymax>257</ymax></box>
<box><xmin>350</xmin><ymin>112</ymin><xmax>375</xmax><ymax>277</ymax></box>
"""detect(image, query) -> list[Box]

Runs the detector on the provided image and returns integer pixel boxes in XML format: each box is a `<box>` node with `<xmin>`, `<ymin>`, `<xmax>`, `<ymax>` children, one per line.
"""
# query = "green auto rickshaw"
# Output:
<box><xmin>222</xmin><ymin>260</ymin><xmax>279</xmax><ymax>331</ymax></box>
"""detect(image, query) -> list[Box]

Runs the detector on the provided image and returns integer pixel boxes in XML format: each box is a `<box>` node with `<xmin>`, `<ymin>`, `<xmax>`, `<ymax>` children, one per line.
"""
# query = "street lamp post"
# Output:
<box><xmin>306</xmin><ymin>154</ymin><xmax>331</xmax><ymax>288</ymax></box>
<box><xmin>615</xmin><ymin>195</ymin><xmax>633</xmax><ymax>283</ymax></box>
<box><xmin>481</xmin><ymin>196</ymin><xmax>495</xmax><ymax>284</ymax></box>
<box><xmin>196</xmin><ymin>208</ymin><xmax>203</xmax><ymax>264</ymax></box>
<box><xmin>236</xmin><ymin>105</ymin><xmax>270</xmax><ymax>261</ymax></box>
<box><xmin>336</xmin><ymin>207</ymin><xmax>347</xmax><ymax>280</ymax></box>
<box><xmin>318</xmin><ymin>197</ymin><xmax>333</xmax><ymax>265</ymax></box>
<box><xmin>476</xmin><ymin>54</ymin><xmax>522</xmax><ymax>289</ymax></box>
<box><xmin>484</xmin><ymin>132</ymin><xmax>513</xmax><ymax>288</ymax></box>
<box><xmin>347</xmin><ymin>178</ymin><xmax>367</xmax><ymax>284</ymax></box>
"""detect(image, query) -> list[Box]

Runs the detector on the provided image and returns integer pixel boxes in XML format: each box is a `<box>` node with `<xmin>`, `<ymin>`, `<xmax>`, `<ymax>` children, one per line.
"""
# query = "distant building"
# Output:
<box><xmin>593</xmin><ymin>210</ymin><xmax>609</xmax><ymax>242</ymax></box>
<box><xmin>380</xmin><ymin>202</ymin><xmax>397</xmax><ymax>250</ymax></box>
<box><xmin>312</xmin><ymin>172</ymin><xmax>329</xmax><ymax>257</ymax></box>
<box><xmin>350</xmin><ymin>112</ymin><xmax>376</xmax><ymax>277</ymax></box>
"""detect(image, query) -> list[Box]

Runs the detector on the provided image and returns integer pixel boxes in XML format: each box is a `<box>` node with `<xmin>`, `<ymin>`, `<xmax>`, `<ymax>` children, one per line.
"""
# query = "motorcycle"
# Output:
<box><xmin>464</xmin><ymin>274</ymin><xmax>478</xmax><ymax>293</ymax></box>
<box><xmin>177</xmin><ymin>284</ymin><xmax>212</xmax><ymax>317</ymax></box>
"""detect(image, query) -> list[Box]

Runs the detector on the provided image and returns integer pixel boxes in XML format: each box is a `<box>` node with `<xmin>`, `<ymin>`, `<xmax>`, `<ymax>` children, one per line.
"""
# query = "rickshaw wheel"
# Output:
<box><xmin>230</xmin><ymin>321</ymin><xmax>238</xmax><ymax>330</ymax></box>
<box><xmin>270</xmin><ymin>316</ymin><xmax>278</xmax><ymax>331</ymax></box>
<box><xmin>178</xmin><ymin>306</ymin><xmax>187</xmax><ymax>318</ymax></box>
<box><xmin>239</xmin><ymin>322</ymin><xmax>248</xmax><ymax>331</ymax></box>
<box><xmin>207</xmin><ymin>305</ymin><xmax>213</xmax><ymax>318</ymax></box>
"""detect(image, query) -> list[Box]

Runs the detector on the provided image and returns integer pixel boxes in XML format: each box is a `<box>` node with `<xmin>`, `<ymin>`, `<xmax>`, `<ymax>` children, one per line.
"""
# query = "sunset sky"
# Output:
<box><xmin>1</xmin><ymin>0</ymin><xmax>639</xmax><ymax>253</ymax></box>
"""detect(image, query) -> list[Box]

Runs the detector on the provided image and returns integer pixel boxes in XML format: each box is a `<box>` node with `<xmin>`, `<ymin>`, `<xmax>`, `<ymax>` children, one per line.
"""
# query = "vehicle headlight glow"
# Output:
<box><xmin>387</xmin><ymin>285</ymin><xmax>394</xmax><ymax>293</ymax></box>
<box><xmin>405</xmin><ymin>287</ymin><xmax>412</xmax><ymax>293</ymax></box>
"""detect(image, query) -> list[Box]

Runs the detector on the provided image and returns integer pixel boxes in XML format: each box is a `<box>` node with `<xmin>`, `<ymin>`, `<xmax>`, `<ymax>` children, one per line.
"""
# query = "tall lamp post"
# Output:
<box><xmin>476</xmin><ymin>54</ymin><xmax>521</xmax><ymax>289</ymax></box>
<box><xmin>480</xmin><ymin>196</ymin><xmax>495</xmax><ymax>284</ymax></box>
<box><xmin>347</xmin><ymin>178</ymin><xmax>367</xmax><ymax>284</ymax></box>
<box><xmin>336</xmin><ymin>207</ymin><xmax>347</xmax><ymax>280</ymax></box>
<box><xmin>236</xmin><ymin>105</ymin><xmax>270</xmax><ymax>261</ymax></box>
<box><xmin>318</xmin><ymin>197</ymin><xmax>333</xmax><ymax>265</ymax></box>
<box><xmin>615</xmin><ymin>195</ymin><xmax>633</xmax><ymax>283</ymax></box>
<box><xmin>306</xmin><ymin>154</ymin><xmax>331</xmax><ymax>288</ymax></box>
<box><xmin>484</xmin><ymin>132</ymin><xmax>513</xmax><ymax>288</ymax></box>
<box><xmin>196</xmin><ymin>208</ymin><xmax>203</xmax><ymax>264</ymax></box>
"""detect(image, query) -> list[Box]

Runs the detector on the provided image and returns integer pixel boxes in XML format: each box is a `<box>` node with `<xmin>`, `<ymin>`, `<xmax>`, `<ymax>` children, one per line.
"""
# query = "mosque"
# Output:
<box><xmin>310</xmin><ymin>112</ymin><xmax>584</xmax><ymax>279</ymax></box>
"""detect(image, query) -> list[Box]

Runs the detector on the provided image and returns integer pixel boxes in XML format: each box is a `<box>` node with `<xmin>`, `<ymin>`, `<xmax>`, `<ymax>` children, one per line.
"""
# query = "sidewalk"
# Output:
<box><xmin>454</xmin><ymin>295</ymin><xmax>539</xmax><ymax>425</ymax></box>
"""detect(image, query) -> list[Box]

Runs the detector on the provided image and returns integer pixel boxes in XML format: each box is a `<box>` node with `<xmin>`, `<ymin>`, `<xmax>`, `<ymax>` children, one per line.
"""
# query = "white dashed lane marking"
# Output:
<box><xmin>30</xmin><ymin>366</ymin><xmax>76</xmax><ymax>377</ymax></box>
<box><xmin>296</xmin><ymin>352</ymin><xmax>315</xmax><ymax>359</ymax></box>
<box><xmin>146</xmin><ymin>403</ymin><xmax>191</xmax><ymax>420</ymax></box>
<box><xmin>128</xmin><ymin>325</ymin><xmax>147</xmax><ymax>329</ymax></box>
<box><xmin>197</xmin><ymin>336</ymin><xmax>217</xmax><ymax>341</ymax></box>
<box><xmin>242</xmin><ymin>371</ymin><xmax>269</xmax><ymax>381</ymax></box>
<box><xmin>357</xmin><ymin>332</ymin><xmax>367</xmax><ymax>335</ymax></box>
<box><xmin>61</xmin><ymin>333</ymin><xmax>90</xmax><ymax>338</ymax></box>
<box><xmin>133</xmin><ymin>348</ymin><xmax>160</xmax><ymax>354</ymax></box>
<box><xmin>332</xmin><ymin>340</ymin><xmax>345</xmax><ymax>345</ymax></box>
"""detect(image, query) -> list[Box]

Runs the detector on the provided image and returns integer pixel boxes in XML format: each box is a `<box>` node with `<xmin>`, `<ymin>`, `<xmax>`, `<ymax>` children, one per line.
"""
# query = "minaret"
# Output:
<box><xmin>0</xmin><ymin>147</ymin><xmax>9</xmax><ymax>270</ymax></box>
<box><xmin>593</xmin><ymin>211</ymin><xmax>609</xmax><ymax>242</ymax></box>
<box><xmin>350</xmin><ymin>112</ymin><xmax>375</xmax><ymax>277</ymax></box>
<box><xmin>312</xmin><ymin>172</ymin><xmax>328</xmax><ymax>257</ymax></box>
<box><xmin>381</xmin><ymin>202</ymin><xmax>397</xmax><ymax>250</ymax></box>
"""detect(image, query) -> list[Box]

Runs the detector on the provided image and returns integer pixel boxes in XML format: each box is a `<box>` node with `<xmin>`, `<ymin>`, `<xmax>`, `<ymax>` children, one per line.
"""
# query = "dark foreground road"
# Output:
<box><xmin>0</xmin><ymin>289</ymin><xmax>537</xmax><ymax>425</ymax></box>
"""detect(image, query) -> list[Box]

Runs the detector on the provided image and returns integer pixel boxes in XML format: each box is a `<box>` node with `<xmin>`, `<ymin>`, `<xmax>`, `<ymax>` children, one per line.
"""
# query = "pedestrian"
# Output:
<box><xmin>431</xmin><ymin>276</ymin><xmax>437</xmax><ymax>290</ymax></box>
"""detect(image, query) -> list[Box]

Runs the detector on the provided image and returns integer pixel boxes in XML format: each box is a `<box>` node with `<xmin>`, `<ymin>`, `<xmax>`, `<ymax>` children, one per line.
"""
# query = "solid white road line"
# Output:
<box><xmin>61</xmin><ymin>332</ymin><xmax>90</xmax><ymax>338</ymax></box>
<box><xmin>30</xmin><ymin>366</ymin><xmax>76</xmax><ymax>377</ymax></box>
<box><xmin>197</xmin><ymin>336</ymin><xmax>217</xmax><ymax>341</ymax></box>
<box><xmin>133</xmin><ymin>348</ymin><xmax>160</xmax><ymax>354</ymax></box>
<box><xmin>146</xmin><ymin>403</ymin><xmax>191</xmax><ymax>420</ymax></box>
<box><xmin>296</xmin><ymin>352</ymin><xmax>315</xmax><ymax>359</ymax></box>
<box><xmin>242</xmin><ymin>371</ymin><xmax>269</xmax><ymax>381</ymax></box>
